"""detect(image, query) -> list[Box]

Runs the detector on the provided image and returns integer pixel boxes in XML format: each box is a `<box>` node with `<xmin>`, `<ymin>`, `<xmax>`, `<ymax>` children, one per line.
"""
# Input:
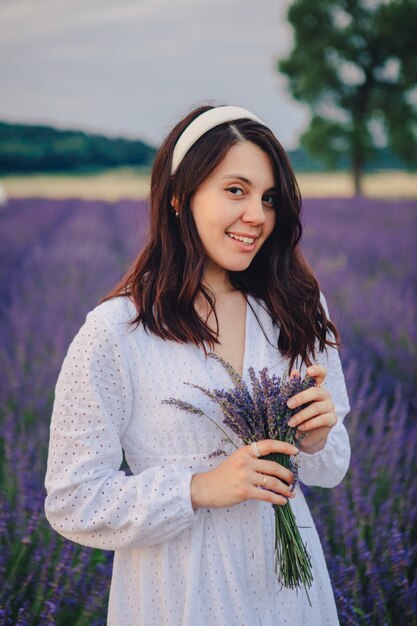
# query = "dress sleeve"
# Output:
<box><xmin>297</xmin><ymin>294</ymin><xmax>351</xmax><ymax>488</ymax></box>
<box><xmin>44</xmin><ymin>309</ymin><xmax>196</xmax><ymax>551</ymax></box>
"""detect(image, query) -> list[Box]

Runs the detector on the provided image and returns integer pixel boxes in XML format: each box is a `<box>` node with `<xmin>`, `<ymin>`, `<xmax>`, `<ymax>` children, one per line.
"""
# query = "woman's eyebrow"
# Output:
<box><xmin>221</xmin><ymin>174</ymin><xmax>277</xmax><ymax>190</ymax></box>
<box><xmin>221</xmin><ymin>174</ymin><xmax>252</xmax><ymax>184</ymax></box>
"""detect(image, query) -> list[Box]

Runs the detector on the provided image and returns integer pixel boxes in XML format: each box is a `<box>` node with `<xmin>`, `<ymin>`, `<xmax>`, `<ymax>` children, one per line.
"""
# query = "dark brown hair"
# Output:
<box><xmin>104</xmin><ymin>104</ymin><xmax>339</xmax><ymax>368</ymax></box>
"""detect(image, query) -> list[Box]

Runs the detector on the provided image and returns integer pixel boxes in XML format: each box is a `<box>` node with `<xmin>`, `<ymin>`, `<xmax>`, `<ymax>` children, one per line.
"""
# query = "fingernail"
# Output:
<box><xmin>288</xmin><ymin>418</ymin><xmax>295</xmax><ymax>426</ymax></box>
<box><xmin>287</xmin><ymin>399</ymin><xmax>296</xmax><ymax>408</ymax></box>
<box><xmin>291</xmin><ymin>446</ymin><xmax>299</xmax><ymax>455</ymax></box>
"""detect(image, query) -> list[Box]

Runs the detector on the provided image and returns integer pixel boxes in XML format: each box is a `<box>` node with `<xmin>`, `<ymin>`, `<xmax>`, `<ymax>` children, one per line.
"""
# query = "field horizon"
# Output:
<box><xmin>1</xmin><ymin>168</ymin><xmax>416</xmax><ymax>201</ymax></box>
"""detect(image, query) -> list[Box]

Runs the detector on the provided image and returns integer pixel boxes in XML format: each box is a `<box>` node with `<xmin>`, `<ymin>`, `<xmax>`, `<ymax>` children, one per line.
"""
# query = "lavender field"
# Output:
<box><xmin>0</xmin><ymin>196</ymin><xmax>416</xmax><ymax>625</ymax></box>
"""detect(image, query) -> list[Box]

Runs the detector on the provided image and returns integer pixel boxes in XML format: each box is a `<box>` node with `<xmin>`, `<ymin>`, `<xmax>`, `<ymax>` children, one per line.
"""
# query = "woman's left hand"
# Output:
<box><xmin>287</xmin><ymin>365</ymin><xmax>337</xmax><ymax>454</ymax></box>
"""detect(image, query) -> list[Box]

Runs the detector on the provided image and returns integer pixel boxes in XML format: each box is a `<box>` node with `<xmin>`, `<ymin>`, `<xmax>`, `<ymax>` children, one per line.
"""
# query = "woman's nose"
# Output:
<box><xmin>242</xmin><ymin>197</ymin><xmax>266</xmax><ymax>225</ymax></box>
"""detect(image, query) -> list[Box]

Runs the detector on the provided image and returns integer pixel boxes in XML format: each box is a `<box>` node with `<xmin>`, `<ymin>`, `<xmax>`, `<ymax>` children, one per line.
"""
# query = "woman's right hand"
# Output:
<box><xmin>190</xmin><ymin>439</ymin><xmax>298</xmax><ymax>510</ymax></box>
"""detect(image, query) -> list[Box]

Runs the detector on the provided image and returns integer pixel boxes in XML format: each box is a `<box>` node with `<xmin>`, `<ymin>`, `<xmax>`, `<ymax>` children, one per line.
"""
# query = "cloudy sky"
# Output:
<box><xmin>0</xmin><ymin>0</ymin><xmax>309</xmax><ymax>148</ymax></box>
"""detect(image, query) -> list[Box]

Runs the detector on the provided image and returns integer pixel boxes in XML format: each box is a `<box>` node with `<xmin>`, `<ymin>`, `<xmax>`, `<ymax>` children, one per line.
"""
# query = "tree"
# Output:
<box><xmin>278</xmin><ymin>0</ymin><xmax>417</xmax><ymax>195</ymax></box>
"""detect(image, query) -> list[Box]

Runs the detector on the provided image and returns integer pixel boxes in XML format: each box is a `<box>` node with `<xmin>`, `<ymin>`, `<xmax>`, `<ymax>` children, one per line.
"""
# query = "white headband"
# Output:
<box><xmin>171</xmin><ymin>105</ymin><xmax>265</xmax><ymax>175</ymax></box>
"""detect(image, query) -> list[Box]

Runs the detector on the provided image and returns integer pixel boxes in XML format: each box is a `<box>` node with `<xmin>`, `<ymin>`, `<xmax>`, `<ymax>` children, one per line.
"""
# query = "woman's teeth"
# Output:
<box><xmin>226</xmin><ymin>233</ymin><xmax>255</xmax><ymax>245</ymax></box>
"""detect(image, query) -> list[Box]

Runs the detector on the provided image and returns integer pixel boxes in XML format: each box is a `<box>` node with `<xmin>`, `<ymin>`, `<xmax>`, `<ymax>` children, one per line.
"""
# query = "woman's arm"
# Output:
<box><xmin>286</xmin><ymin>296</ymin><xmax>351</xmax><ymax>488</ymax></box>
<box><xmin>44</xmin><ymin>309</ymin><xmax>196</xmax><ymax>551</ymax></box>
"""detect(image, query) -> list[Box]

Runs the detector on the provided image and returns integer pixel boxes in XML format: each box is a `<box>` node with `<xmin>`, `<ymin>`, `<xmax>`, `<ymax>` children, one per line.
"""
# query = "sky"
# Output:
<box><xmin>0</xmin><ymin>0</ymin><xmax>309</xmax><ymax>148</ymax></box>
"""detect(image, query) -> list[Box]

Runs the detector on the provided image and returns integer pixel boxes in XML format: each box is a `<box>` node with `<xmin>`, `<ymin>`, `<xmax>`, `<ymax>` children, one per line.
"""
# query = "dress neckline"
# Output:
<box><xmin>204</xmin><ymin>293</ymin><xmax>254</xmax><ymax>380</ymax></box>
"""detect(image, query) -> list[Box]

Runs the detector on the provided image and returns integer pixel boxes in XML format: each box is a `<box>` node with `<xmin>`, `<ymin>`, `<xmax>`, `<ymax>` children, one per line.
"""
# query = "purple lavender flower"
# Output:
<box><xmin>1</xmin><ymin>196</ymin><xmax>416</xmax><ymax>622</ymax></box>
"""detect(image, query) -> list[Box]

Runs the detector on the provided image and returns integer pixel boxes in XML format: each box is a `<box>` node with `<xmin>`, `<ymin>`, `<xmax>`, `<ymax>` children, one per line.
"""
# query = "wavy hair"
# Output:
<box><xmin>103</xmin><ymin>104</ymin><xmax>339</xmax><ymax>368</ymax></box>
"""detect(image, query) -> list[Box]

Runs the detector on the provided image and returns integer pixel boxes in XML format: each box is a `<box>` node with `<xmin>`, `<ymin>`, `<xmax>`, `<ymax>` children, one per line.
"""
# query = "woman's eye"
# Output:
<box><xmin>227</xmin><ymin>187</ymin><xmax>244</xmax><ymax>196</ymax></box>
<box><xmin>262</xmin><ymin>193</ymin><xmax>276</xmax><ymax>207</ymax></box>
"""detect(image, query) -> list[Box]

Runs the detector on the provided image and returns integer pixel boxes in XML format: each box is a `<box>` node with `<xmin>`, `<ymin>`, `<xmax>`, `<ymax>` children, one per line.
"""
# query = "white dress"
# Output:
<box><xmin>44</xmin><ymin>295</ymin><xmax>350</xmax><ymax>626</ymax></box>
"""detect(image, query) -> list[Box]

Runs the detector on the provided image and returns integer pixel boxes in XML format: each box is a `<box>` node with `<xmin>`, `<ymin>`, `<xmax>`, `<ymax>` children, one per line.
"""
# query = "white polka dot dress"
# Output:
<box><xmin>44</xmin><ymin>295</ymin><xmax>350</xmax><ymax>626</ymax></box>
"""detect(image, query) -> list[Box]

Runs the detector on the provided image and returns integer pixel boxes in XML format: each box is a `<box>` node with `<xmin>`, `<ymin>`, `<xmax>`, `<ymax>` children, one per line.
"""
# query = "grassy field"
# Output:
<box><xmin>1</xmin><ymin>168</ymin><xmax>416</xmax><ymax>200</ymax></box>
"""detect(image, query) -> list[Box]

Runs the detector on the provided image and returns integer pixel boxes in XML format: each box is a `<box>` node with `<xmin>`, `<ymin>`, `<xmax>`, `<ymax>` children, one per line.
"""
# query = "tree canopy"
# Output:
<box><xmin>278</xmin><ymin>0</ymin><xmax>417</xmax><ymax>194</ymax></box>
<box><xmin>0</xmin><ymin>122</ymin><xmax>156</xmax><ymax>174</ymax></box>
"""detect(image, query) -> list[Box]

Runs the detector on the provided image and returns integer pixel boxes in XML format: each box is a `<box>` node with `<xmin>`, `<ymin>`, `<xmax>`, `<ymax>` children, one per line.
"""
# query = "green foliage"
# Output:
<box><xmin>0</xmin><ymin>122</ymin><xmax>156</xmax><ymax>173</ymax></box>
<box><xmin>278</xmin><ymin>0</ymin><xmax>417</xmax><ymax>192</ymax></box>
<box><xmin>289</xmin><ymin>145</ymin><xmax>410</xmax><ymax>172</ymax></box>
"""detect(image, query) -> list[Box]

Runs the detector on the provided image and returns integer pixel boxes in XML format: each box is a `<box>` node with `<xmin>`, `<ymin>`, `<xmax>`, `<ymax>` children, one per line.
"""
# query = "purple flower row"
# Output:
<box><xmin>0</xmin><ymin>196</ymin><xmax>415</xmax><ymax>624</ymax></box>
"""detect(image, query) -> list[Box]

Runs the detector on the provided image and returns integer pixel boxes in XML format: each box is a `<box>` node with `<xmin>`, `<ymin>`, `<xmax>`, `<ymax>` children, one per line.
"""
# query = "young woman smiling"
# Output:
<box><xmin>45</xmin><ymin>104</ymin><xmax>350</xmax><ymax>625</ymax></box>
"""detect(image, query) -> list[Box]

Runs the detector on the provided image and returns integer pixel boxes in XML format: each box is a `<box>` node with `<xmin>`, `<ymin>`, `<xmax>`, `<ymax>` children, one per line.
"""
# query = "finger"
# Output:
<box><xmin>248</xmin><ymin>439</ymin><xmax>299</xmax><ymax>458</ymax></box>
<box><xmin>245</xmin><ymin>484</ymin><xmax>289</xmax><ymax>507</ymax></box>
<box><xmin>254</xmin><ymin>472</ymin><xmax>296</xmax><ymax>498</ymax></box>
<box><xmin>288</xmin><ymin>400</ymin><xmax>333</xmax><ymax>427</ymax></box>
<box><xmin>290</xmin><ymin>368</ymin><xmax>301</xmax><ymax>378</ymax></box>
<box><xmin>306</xmin><ymin>364</ymin><xmax>327</xmax><ymax>386</ymax></box>
<box><xmin>253</xmin><ymin>459</ymin><xmax>294</xmax><ymax>485</ymax></box>
<box><xmin>297</xmin><ymin>413</ymin><xmax>337</xmax><ymax>432</ymax></box>
<box><xmin>287</xmin><ymin>385</ymin><xmax>327</xmax><ymax>410</ymax></box>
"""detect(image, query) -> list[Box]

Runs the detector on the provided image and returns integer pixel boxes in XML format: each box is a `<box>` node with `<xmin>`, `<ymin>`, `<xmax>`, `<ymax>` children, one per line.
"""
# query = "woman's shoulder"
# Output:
<box><xmin>319</xmin><ymin>291</ymin><xmax>330</xmax><ymax>316</ymax></box>
<box><xmin>84</xmin><ymin>296</ymin><xmax>138</xmax><ymax>338</ymax></box>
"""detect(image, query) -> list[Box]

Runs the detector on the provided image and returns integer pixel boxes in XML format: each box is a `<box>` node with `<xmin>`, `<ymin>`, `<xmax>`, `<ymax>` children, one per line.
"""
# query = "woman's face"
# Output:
<box><xmin>189</xmin><ymin>140</ymin><xmax>277</xmax><ymax>275</ymax></box>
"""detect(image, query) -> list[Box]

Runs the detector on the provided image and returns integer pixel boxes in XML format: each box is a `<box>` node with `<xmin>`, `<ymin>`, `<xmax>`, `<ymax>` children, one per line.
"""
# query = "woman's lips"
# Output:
<box><xmin>226</xmin><ymin>232</ymin><xmax>258</xmax><ymax>245</ymax></box>
<box><xmin>226</xmin><ymin>232</ymin><xmax>257</xmax><ymax>251</ymax></box>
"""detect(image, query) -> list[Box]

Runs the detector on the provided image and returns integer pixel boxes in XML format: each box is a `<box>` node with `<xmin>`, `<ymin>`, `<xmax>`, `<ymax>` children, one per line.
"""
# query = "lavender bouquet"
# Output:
<box><xmin>163</xmin><ymin>354</ymin><xmax>315</xmax><ymax>597</ymax></box>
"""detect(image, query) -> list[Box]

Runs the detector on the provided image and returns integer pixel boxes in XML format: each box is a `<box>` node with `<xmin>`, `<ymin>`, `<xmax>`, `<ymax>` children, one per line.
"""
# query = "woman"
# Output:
<box><xmin>45</xmin><ymin>104</ymin><xmax>350</xmax><ymax>625</ymax></box>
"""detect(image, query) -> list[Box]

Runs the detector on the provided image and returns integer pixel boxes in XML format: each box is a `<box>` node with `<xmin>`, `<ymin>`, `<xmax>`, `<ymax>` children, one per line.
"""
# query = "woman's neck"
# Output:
<box><xmin>202</xmin><ymin>264</ymin><xmax>236</xmax><ymax>298</ymax></box>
